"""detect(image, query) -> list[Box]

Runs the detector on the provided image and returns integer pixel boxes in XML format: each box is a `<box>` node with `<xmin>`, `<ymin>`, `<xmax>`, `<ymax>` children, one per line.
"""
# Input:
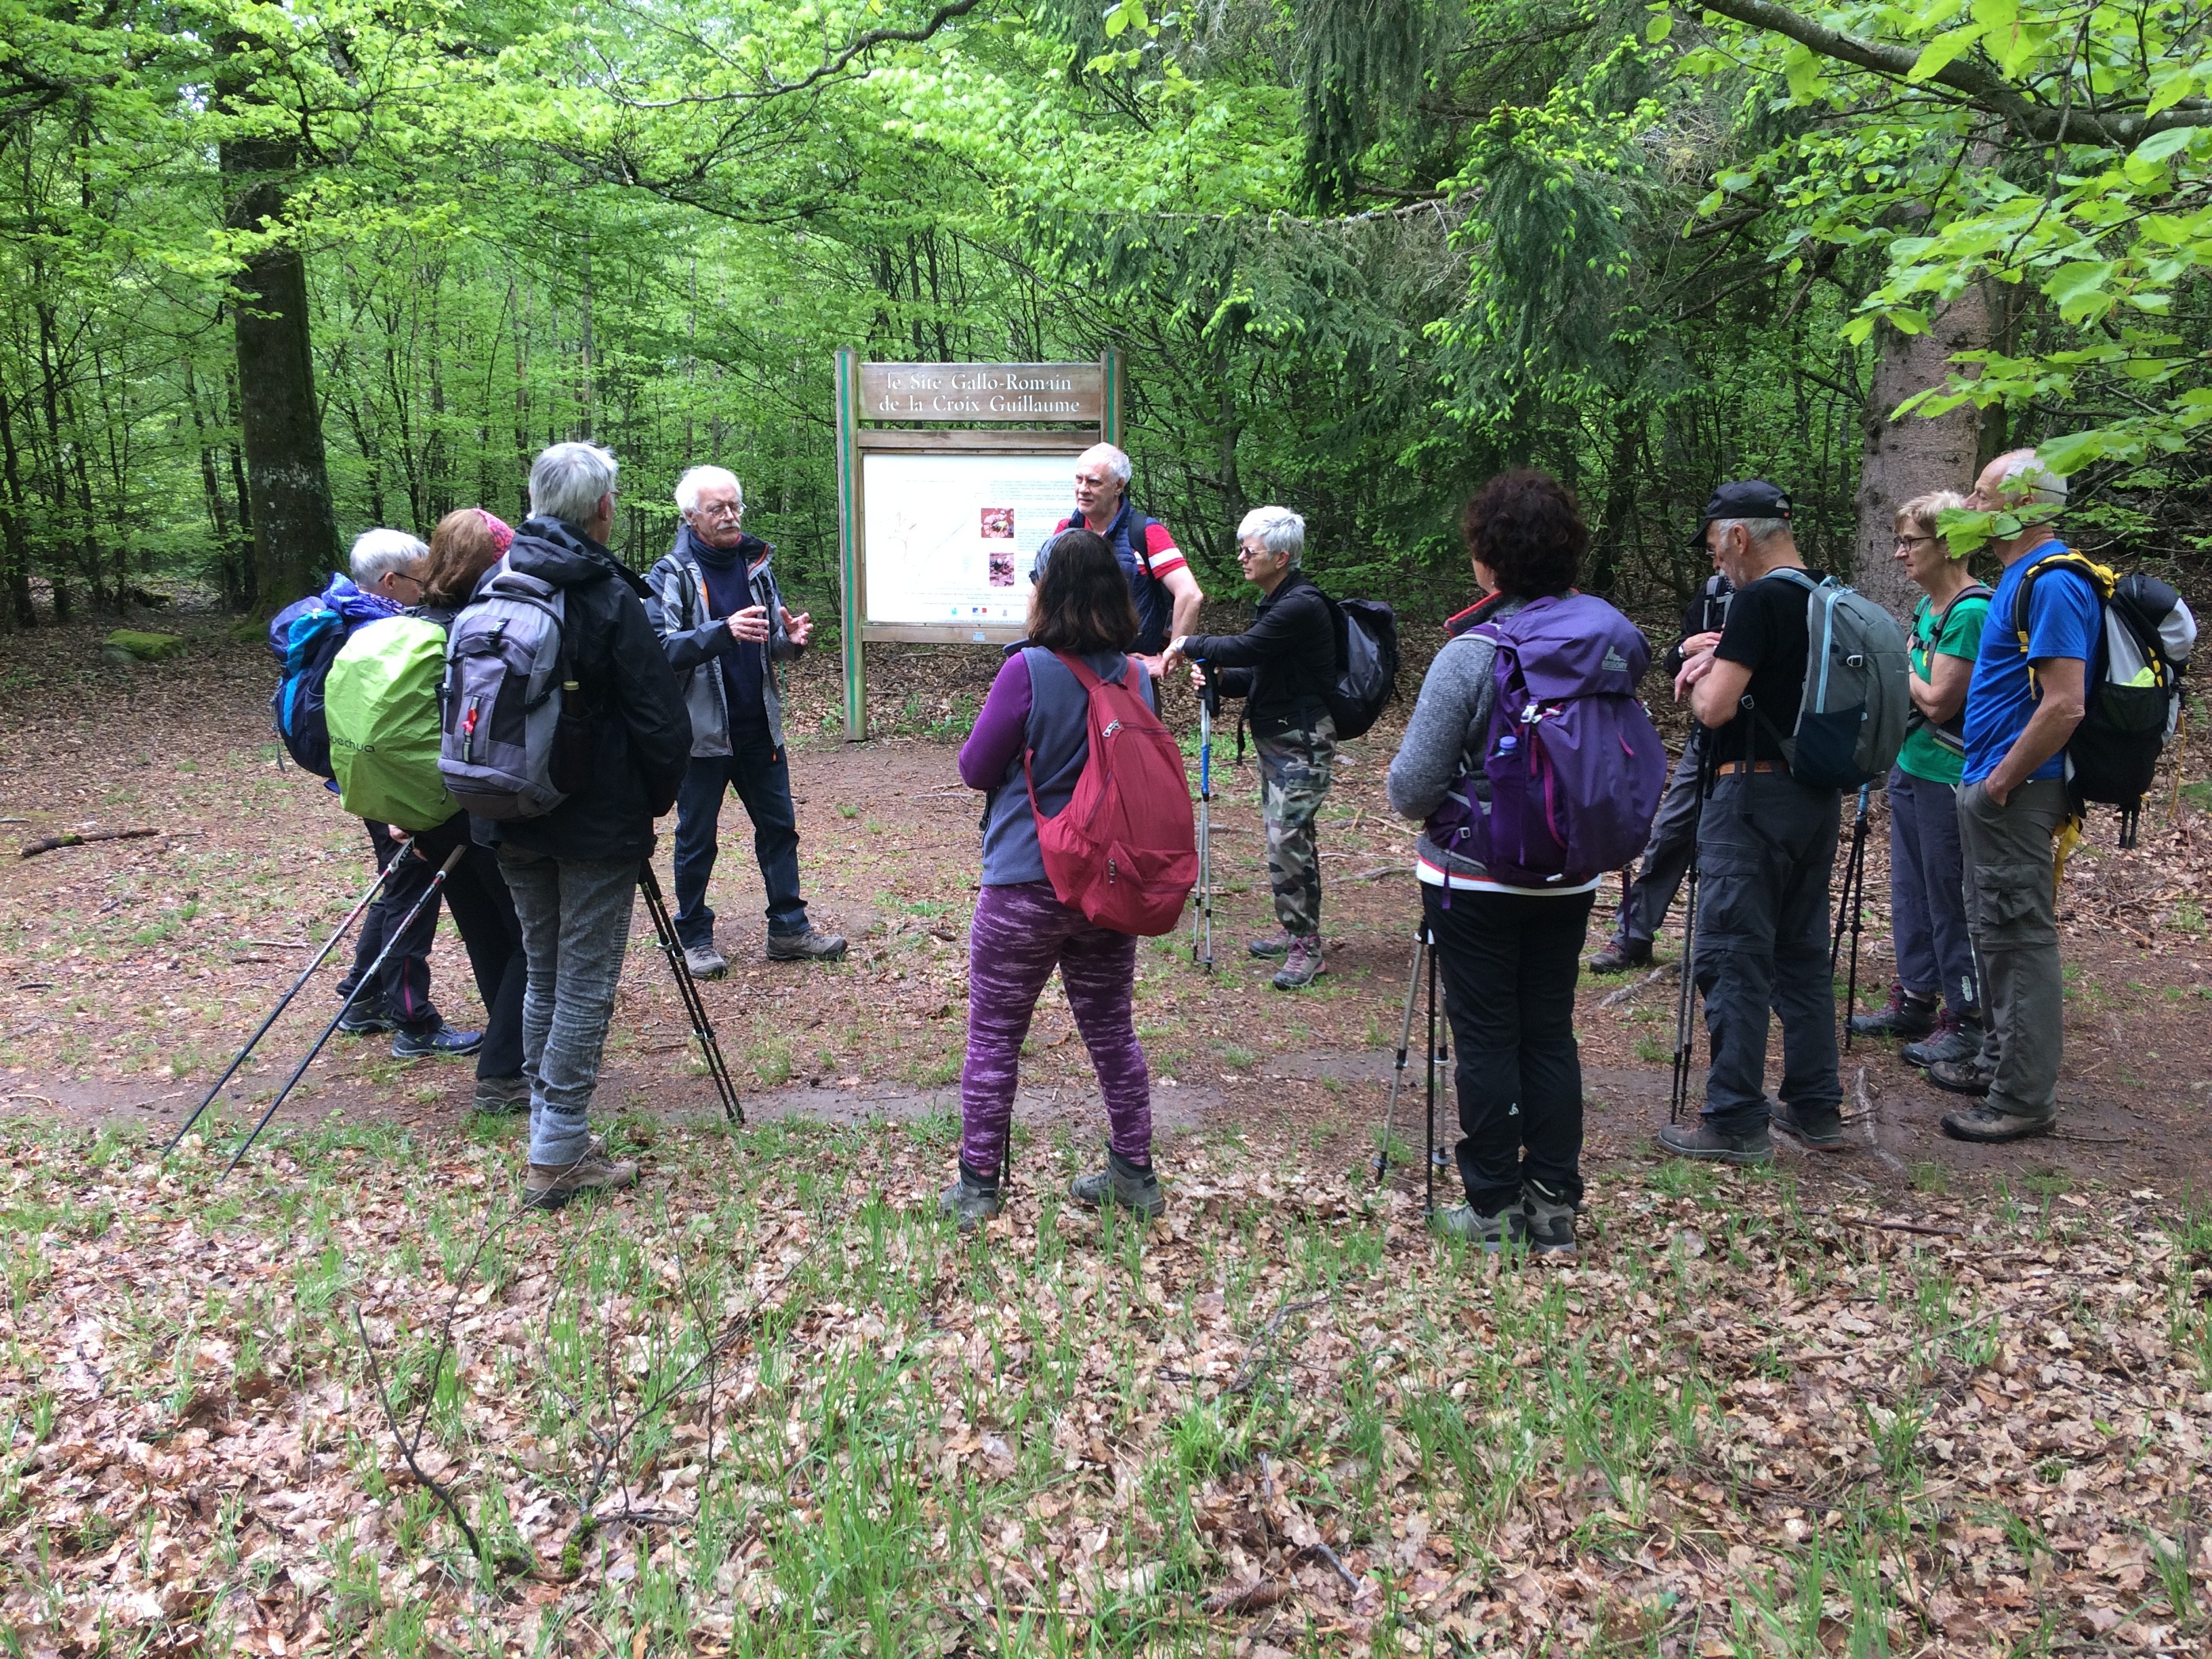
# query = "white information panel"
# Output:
<box><xmin>861</xmin><ymin>450</ymin><xmax>1079</xmax><ymax>630</ymax></box>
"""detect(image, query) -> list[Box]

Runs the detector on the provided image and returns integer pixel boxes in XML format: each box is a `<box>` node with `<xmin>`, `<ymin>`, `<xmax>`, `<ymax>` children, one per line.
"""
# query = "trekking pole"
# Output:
<box><xmin>638</xmin><ymin>863</ymin><xmax>743</xmax><ymax>1126</ymax></box>
<box><xmin>1834</xmin><ymin>784</ymin><xmax>1872</xmax><ymax>1051</ymax></box>
<box><xmin>1668</xmin><ymin>743</ymin><xmax>1711</xmax><ymax>1126</ymax></box>
<box><xmin>220</xmin><ymin>842</ymin><xmax>466</xmax><ymax>1180</ymax></box>
<box><xmin>163</xmin><ymin>851</ymin><xmax>414</xmax><ymax>1157</ymax></box>
<box><xmin>1372</xmin><ymin>924</ymin><xmax>1427</xmax><ymax>1186</ymax></box>
<box><xmin>1191</xmin><ymin>662</ymin><xmax>1216</xmax><ymax>971</ymax></box>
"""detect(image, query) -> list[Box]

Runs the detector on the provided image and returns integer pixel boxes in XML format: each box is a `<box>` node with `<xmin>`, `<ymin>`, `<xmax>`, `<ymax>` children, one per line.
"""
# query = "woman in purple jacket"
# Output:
<box><xmin>941</xmin><ymin>530</ymin><xmax>1165</xmax><ymax>1230</ymax></box>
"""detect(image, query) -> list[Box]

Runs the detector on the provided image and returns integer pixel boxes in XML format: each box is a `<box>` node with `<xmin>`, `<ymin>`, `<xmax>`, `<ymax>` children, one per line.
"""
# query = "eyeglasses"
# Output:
<box><xmin>1893</xmin><ymin>534</ymin><xmax>1938</xmax><ymax>548</ymax></box>
<box><xmin>694</xmin><ymin>502</ymin><xmax>743</xmax><ymax>521</ymax></box>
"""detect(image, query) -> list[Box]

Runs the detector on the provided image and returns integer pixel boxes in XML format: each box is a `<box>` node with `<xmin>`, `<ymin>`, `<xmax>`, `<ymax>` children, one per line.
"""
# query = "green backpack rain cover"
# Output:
<box><xmin>327</xmin><ymin>615</ymin><xmax>459</xmax><ymax>832</ymax></box>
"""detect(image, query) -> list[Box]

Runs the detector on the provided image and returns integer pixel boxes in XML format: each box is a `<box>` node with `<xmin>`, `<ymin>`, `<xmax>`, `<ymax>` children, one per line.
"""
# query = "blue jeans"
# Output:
<box><xmin>495</xmin><ymin>848</ymin><xmax>637</xmax><ymax>1166</ymax></box>
<box><xmin>672</xmin><ymin>735</ymin><xmax>808</xmax><ymax>948</ymax></box>
<box><xmin>1694</xmin><ymin>771</ymin><xmax>1842</xmax><ymax>1132</ymax></box>
<box><xmin>1886</xmin><ymin>766</ymin><xmax>1978</xmax><ymax>1014</ymax></box>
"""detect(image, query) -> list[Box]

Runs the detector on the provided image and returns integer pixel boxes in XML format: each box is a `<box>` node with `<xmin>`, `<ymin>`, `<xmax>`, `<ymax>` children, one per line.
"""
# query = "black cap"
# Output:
<box><xmin>1689</xmin><ymin>479</ymin><xmax>1792</xmax><ymax>550</ymax></box>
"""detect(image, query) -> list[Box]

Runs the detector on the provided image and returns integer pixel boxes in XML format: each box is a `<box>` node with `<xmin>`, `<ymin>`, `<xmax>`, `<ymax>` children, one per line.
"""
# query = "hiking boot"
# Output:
<box><xmin>1069</xmin><ymin>1144</ymin><xmax>1166</xmax><ymax>1220</ymax></box>
<box><xmin>1940</xmin><ymin>1103</ymin><xmax>2055</xmax><ymax>1143</ymax></box>
<box><xmin>1771</xmin><ymin>1101</ymin><xmax>1848</xmax><ymax>1151</ymax></box>
<box><xmin>939</xmin><ymin>1165</ymin><xmax>1004</xmax><ymax>1231</ymax></box>
<box><xmin>392</xmin><ymin>1022</ymin><xmax>484</xmax><ymax>1059</ymax></box>
<box><xmin>1521</xmin><ymin>1179</ymin><xmax>1578</xmax><ymax>1256</ymax></box>
<box><xmin>1657</xmin><ymin>1121</ymin><xmax>1774</xmax><ymax>1166</ymax></box>
<box><xmin>1586</xmin><ymin>936</ymin><xmax>1652</xmax><ymax>975</ymax></box>
<box><xmin>472</xmin><ymin>1073</ymin><xmax>530</xmax><ymax>1115</ymax></box>
<box><xmin>1902</xmin><ymin>1010</ymin><xmax>1984</xmax><ymax>1069</ymax></box>
<box><xmin>1247</xmin><ymin>935</ymin><xmax>1292</xmax><ymax>960</ymax></box>
<box><xmin>766</xmin><ymin>928</ymin><xmax>847</xmax><ymax>963</ymax></box>
<box><xmin>523</xmin><ymin>1143</ymin><xmax>640</xmax><ymax>1210</ymax></box>
<box><xmin>337</xmin><ymin>999</ymin><xmax>398</xmax><ymax>1035</ymax></box>
<box><xmin>682</xmin><ymin>943</ymin><xmax>728</xmax><ymax>979</ymax></box>
<box><xmin>1848</xmin><ymin>983</ymin><xmax>1939</xmax><ymax>1040</ymax></box>
<box><xmin>1429</xmin><ymin>1200</ymin><xmax>1526</xmax><ymax>1252</ymax></box>
<box><xmin>1925</xmin><ymin>1056</ymin><xmax>1994</xmax><ymax>1098</ymax></box>
<box><xmin>1271</xmin><ymin>937</ymin><xmax>1326</xmax><ymax>990</ymax></box>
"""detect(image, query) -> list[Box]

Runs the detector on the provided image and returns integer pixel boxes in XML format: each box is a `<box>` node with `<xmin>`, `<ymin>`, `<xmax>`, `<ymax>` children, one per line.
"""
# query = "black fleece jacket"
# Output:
<box><xmin>483</xmin><ymin>518</ymin><xmax>690</xmax><ymax>863</ymax></box>
<box><xmin>1182</xmin><ymin>570</ymin><xmax>1336</xmax><ymax>737</ymax></box>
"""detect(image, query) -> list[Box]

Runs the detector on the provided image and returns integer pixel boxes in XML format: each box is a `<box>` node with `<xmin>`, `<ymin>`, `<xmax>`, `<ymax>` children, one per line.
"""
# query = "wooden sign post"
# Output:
<box><xmin>834</xmin><ymin>352</ymin><xmax>1124</xmax><ymax>741</ymax></box>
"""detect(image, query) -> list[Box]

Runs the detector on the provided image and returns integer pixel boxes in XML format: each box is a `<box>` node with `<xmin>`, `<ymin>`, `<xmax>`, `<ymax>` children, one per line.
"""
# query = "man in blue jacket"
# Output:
<box><xmin>646</xmin><ymin>466</ymin><xmax>846</xmax><ymax>977</ymax></box>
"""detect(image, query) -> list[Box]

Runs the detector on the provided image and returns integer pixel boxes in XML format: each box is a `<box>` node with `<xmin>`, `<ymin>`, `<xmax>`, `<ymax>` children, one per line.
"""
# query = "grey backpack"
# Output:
<box><xmin>438</xmin><ymin>566</ymin><xmax>590</xmax><ymax>820</ymax></box>
<box><xmin>1761</xmin><ymin>567</ymin><xmax>1910</xmax><ymax>790</ymax></box>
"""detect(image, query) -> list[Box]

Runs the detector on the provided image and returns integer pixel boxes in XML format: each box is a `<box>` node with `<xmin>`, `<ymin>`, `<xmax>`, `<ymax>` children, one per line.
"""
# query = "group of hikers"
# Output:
<box><xmin>272</xmin><ymin>431</ymin><xmax>2189</xmax><ymax>1246</ymax></box>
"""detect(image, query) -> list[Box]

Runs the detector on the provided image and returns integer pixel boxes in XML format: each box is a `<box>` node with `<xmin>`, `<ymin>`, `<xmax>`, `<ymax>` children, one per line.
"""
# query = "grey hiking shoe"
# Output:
<box><xmin>1248</xmin><ymin>935</ymin><xmax>1292</xmax><ymax>960</ymax></box>
<box><xmin>1586</xmin><ymin>937</ymin><xmax>1651</xmax><ymax>975</ymax></box>
<box><xmin>1429</xmin><ymin>1201</ymin><xmax>1526</xmax><ymax>1252</ymax></box>
<box><xmin>1771</xmin><ymin>1101</ymin><xmax>1848</xmax><ymax>1151</ymax></box>
<box><xmin>1521</xmin><ymin>1179</ymin><xmax>1578</xmax><ymax>1256</ymax></box>
<box><xmin>682</xmin><ymin>942</ymin><xmax>729</xmax><ymax>979</ymax></box>
<box><xmin>1902</xmin><ymin>1010</ymin><xmax>1983</xmax><ymax>1069</ymax></box>
<box><xmin>1657</xmin><ymin>1121</ymin><xmax>1774</xmax><ymax>1166</ymax></box>
<box><xmin>472</xmin><ymin>1073</ymin><xmax>530</xmax><ymax>1115</ymax></box>
<box><xmin>766</xmin><ymin>928</ymin><xmax>847</xmax><ymax>963</ymax></box>
<box><xmin>524</xmin><ymin>1141</ymin><xmax>640</xmax><ymax>1210</ymax></box>
<box><xmin>939</xmin><ymin>1166</ymin><xmax>1004</xmax><ymax>1231</ymax></box>
<box><xmin>1069</xmin><ymin>1145</ymin><xmax>1166</xmax><ymax>1220</ymax></box>
<box><xmin>1271</xmin><ymin>936</ymin><xmax>1326</xmax><ymax>990</ymax></box>
<box><xmin>1925</xmin><ymin>1056</ymin><xmax>1994</xmax><ymax>1097</ymax></box>
<box><xmin>1940</xmin><ymin>1103</ymin><xmax>2055</xmax><ymax>1143</ymax></box>
<box><xmin>1848</xmin><ymin>983</ymin><xmax>1939</xmax><ymax>1040</ymax></box>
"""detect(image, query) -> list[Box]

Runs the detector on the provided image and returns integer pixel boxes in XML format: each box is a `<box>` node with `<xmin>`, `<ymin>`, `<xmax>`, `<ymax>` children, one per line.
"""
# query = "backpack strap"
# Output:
<box><xmin>2007</xmin><ymin>552</ymin><xmax>2112</xmax><ymax>700</ymax></box>
<box><xmin>1936</xmin><ymin>582</ymin><xmax>1994</xmax><ymax>632</ymax></box>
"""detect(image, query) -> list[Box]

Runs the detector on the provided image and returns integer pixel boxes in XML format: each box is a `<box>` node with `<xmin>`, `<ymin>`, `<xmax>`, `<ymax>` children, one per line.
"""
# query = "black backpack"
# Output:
<box><xmin>1319</xmin><ymin>594</ymin><xmax>1400</xmax><ymax>740</ymax></box>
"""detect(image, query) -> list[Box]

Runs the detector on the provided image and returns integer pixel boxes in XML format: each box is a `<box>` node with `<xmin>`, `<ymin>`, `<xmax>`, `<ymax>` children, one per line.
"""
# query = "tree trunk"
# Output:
<box><xmin>1853</xmin><ymin>289</ymin><xmax>1990</xmax><ymax>615</ymax></box>
<box><xmin>220</xmin><ymin>127</ymin><xmax>340</xmax><ymax>611</ymax></box>
<box><xmin>0</xmin><ymin>389</ymin><xmax>32</xmax><ymax>628</ymax></box>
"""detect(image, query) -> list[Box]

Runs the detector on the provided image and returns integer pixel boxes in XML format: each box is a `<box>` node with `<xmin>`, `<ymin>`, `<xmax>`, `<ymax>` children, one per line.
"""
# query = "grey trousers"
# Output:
<box><xmin>495</xmin><ymin>848</ymin><xmax>639</xmax><ymax>1166</ymax></box>
<box><xmin>1614</xmin><ymin>732</ymin><xmax>1704</xmax><ymax>945</ymax></box>
<box><xmin>1887</xmin><ymin>767</ymin><xmax>1978</xmax><ymax>1014</ymax></box>
<box><xmin>1957</xmin><ymin>777</ymin><xmax>2066</xmax><ymax>1122</ymax></box>
<box><xmin>1694</xmin><ymin>771</ymin><xmax>1842</xmax><ymax>1131</ymax></box>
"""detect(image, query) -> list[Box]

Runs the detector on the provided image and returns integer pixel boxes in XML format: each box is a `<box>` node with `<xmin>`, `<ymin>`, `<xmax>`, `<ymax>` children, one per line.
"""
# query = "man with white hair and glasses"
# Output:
<box><xmin>1162</xmin><ymin>506</ymin><xmax>1338</xmax><ymax>989</ymax></box>
<box><xmin>1035</xmin><ymin>443</ymin><xmax>1203</xmax><ymax>657</ymax></box>
<box><xmin>647</xmin><ymin>465</ymin><xmax>846</xmax><ymax>974</ymax></box>
<box><xmin>491</xmin><ymin>442</ymin><xmax>691</xmax><ymax>1209</ymax></box>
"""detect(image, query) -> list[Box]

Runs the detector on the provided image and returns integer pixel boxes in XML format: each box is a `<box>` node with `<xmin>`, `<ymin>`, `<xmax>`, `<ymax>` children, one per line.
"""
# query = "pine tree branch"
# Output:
<box><xmin>1692</xmin><ymin>0</ymin><xmax>2212</xmax><ymax>146</ymax></box>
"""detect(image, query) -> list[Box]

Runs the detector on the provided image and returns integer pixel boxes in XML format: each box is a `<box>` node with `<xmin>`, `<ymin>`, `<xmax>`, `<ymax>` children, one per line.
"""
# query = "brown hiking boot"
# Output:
<box><xmin>1272</xmin><ymin>936</ymin><xmax>1326</xmax><ymax>990</ymax></box>
<box><xmin>1586</xmin><ymin>936</ymin><xmax>1651</xmax><ymax>974</ymax></box>
<box><xmin>525</xmin><ymin>1140</ymin><xmax>640</xmax><ymax>1210</ymax></box>
<box><xmin>1940</xmin><ymin>1104</ymin><xmax>2055</xmax><ymax>1143</ymax></box>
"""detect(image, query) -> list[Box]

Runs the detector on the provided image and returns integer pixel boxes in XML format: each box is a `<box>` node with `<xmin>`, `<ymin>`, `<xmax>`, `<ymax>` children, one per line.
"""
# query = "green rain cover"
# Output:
<box><xmin>326</xmin><ymin>616</ymin><xmax>460</xmax><ymax>832</ymax></box>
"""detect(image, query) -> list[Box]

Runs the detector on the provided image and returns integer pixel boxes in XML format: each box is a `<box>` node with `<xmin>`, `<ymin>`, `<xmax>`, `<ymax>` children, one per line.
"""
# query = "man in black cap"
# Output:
<box><xmin>1658</xmin><ymin>480</ymin><xmax>1845</xmax><ymax>1165</ymax></box>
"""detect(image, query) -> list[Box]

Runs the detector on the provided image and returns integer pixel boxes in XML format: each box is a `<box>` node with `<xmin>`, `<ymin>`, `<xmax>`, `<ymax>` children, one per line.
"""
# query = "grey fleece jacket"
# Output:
<box><xmin>1386</xmin><ymin>597</ymin><xmax>1528</xmax><ymax>882</ymax></box>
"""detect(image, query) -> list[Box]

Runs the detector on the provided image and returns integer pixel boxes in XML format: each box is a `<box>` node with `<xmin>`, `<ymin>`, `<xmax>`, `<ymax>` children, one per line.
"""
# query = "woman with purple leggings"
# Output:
<box><xmin>941</xmin><ymin>529</ymin><xmax>1166</xmax><ymax>1230</ymax></box>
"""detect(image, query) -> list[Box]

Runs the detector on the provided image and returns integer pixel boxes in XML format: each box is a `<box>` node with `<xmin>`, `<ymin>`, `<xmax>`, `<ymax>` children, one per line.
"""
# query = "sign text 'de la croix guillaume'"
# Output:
<box><xmin>860</xmin><ymin>362</ymin><xmax>1105</xmax><ymax>422</ymax></box>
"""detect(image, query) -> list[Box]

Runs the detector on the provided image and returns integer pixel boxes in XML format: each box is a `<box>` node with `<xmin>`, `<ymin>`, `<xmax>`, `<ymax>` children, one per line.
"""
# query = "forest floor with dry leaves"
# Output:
<box><xmin>1</xmin><ymin>609</ymin><xmax>2209</xmax><ymax>1657</ymax></box>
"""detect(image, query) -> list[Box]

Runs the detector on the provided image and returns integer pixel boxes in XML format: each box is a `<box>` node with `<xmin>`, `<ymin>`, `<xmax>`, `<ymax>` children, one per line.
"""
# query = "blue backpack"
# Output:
<box><xmin>266</xmin><ymin>577</ymin><xmax>399</xmax><ymax>779</ymax></box>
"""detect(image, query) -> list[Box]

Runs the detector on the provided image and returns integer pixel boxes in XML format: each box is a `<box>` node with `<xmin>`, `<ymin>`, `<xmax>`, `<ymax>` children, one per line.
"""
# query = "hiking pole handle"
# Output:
<box><xmin>165</xmin><ymin>848</ymin><xmax>415</xmax><ymax>1158</ymax></box>
<box><xmin>220</xmin><ymin>843</ymin><xmax>464</xmax><ymax>1181</ymax></box>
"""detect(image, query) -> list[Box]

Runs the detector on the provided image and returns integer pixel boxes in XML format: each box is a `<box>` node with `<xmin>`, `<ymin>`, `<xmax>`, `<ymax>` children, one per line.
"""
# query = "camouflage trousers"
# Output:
<box><xmin>1254</xmin><ymin>717</ymin><xmax>1337</xmax><ymax>939</ymax></box>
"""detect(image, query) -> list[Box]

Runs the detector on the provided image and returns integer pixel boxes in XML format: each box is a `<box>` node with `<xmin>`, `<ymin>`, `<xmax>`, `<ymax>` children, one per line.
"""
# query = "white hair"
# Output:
<box><xmin>1712</xmin><ymin>516</ymin><xmax>1793</xmax><ymax>547</ymax></box>
<box><xmin>529</xmin><ymin>441</ymin><xmax>619</xmax><ymax>527</ymax></box>
<box><xmin>1078</xmin><ymin>443</ymin><xmax>1132</xmax><ymax>489</ymax></box>
<box><xmin>1237</xmin><ymin>505</ymin><xmax>1306</xmax><ymax>567</ymax></box>
<box><xmin>675</xmin><ymin>465</ymin><xmax>743</xmax><ymax>516</ymax></box>
<box><xmin>350</xmin><ymin>528</ymin><xmax>428</xmax><ymax>586</ymax></box>
<box><xmin>1995</xmin><ymin>449</ymin><xmax>2069</xmax><ymax>509</ymax></box>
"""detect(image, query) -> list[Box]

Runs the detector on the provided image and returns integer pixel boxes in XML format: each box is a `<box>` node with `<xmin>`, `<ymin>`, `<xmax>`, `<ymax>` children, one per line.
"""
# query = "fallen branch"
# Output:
<box><xmin>1227</xmin><ymin>1292</ymin><xmax>1332</xmax><ymax>1395</ymax></box>
<box><xmin>354</xmin><ymin>1303</ymin><xmax>489</xmax><ymax>1565</ymax></box>
<box><xmin>1824</xmin><ymin>1213</ymin><xmax>1963</xmax><ymax>1238</ymax></box>
<box><xmin>1598</xmin><ymin>962</ymin><xmax>1675</xmax><ymax>1009</ymax></box>
<box><xmin>21</xmin><ymin>827</ymin><xmax>157</xmax><ymax>859</ymax></box>
<box><xmin>1346</xmin><ymin>863</ymin><xmax>1415</xmax><ymax>883</ymax></box>
<box><xmin>1306</xmin><ymin>1539</ymin><xmax>1361</xmax><ymax>1595</ymax></box>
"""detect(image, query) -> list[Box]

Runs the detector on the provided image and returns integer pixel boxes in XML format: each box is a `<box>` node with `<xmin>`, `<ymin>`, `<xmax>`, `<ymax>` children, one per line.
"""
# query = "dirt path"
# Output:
<box><xmin>4</xmin><ymin>614</ymin><xmax>2209</xmax><ymax>1204</ymax></box>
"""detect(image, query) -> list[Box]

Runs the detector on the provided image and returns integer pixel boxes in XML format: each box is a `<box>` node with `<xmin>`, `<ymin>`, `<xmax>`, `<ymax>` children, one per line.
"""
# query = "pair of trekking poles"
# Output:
<box><xmin>165</xmin><ymin>845</ymin><xmax>741</xmax><ymax>1178</ymax></box>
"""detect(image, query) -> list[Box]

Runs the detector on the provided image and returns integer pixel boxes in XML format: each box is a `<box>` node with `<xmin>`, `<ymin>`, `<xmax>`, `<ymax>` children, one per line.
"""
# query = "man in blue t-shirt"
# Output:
<box><xmin>1931</xmin><ymin>449</ymin><xmax>2094</xmax><ymax>1141</ymax></box>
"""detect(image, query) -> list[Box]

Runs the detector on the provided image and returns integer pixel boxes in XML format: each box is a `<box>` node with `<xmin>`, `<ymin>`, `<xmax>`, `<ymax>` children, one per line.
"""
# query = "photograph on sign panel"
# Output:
<box><xmin>861</xmin><ymin>452</ymin><xmax>1076</xmax><ymax>627</ymax></box>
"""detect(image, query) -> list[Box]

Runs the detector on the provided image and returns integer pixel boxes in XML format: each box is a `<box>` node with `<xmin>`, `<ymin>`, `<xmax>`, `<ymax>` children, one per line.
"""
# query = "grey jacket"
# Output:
<box><xmin>644</xmin><ymin>529</ymin><xmax>802</xmax><ymax>755</ymax></box>
<box><xmin>1387</xmin><ymin>596</ymin><xmax>1528</xmax><ymax>883</ymax></box>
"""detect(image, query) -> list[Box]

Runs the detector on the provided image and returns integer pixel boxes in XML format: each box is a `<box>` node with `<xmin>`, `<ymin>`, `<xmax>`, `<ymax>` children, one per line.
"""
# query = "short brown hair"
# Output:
<box><xmin>1894</xmin><ymin>490</ymin><xmax>1965</xmax><ymax>538</ymax></box>
<box><xmin>1460</xmin><ymin>470</ymin><xmax>1586</xmax><ymax>598</ymax></box>
<box><xmin>423</xmin><ymin>510</ymin><xmax>506</xmax><ymax>609</ymax></box>
<box><xmin>1028</xmin><ymin>529</ymin><xmax>1139</xmax><ymax>653</ymax></box>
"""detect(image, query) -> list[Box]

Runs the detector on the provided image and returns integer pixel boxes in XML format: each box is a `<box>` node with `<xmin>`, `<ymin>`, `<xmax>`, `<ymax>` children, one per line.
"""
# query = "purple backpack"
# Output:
<box><xmin>1428</xmin><ymin>594</ymin><xmax>1666</xmax><ymax>887</ymax></box>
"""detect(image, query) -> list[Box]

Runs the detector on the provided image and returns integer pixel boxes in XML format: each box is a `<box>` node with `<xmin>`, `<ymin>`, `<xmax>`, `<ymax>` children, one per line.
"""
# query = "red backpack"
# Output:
<box><xmin>1023</xmin><ymin>653</ymin><xmax>1197</xmax><ymax>935</ymax></box>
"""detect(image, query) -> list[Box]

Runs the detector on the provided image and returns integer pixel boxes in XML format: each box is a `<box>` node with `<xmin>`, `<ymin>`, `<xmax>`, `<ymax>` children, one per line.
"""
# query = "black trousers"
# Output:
<box><xmin>341</xmin><ymin>820</ymin><xmax>444</xmax><ymax>1032</ymax></box>
<box><xmin>1424</xmin><ymin>882</ymin><xmax>1596</xmax><ymax>1214</ymax></box>
<box><xmin>411</xmin><ymin>815</ymin><xmax>527</xmax><ymax>1082</ymax></box>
